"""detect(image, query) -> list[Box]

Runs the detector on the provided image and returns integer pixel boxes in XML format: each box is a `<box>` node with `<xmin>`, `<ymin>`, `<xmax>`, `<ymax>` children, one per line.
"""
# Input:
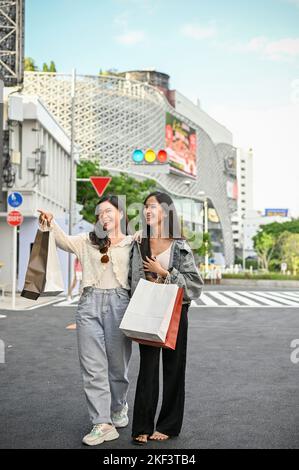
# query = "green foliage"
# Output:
<box><xmin>222</xmin><ymin>273</ymin><xmax>299</xmax><ymax>281</ymax></box>
<box><xmin>277</xmin><ymin>231</ymin><xmax>299</xmax><ymax>275</ymax></box>
<box><xmin>24</xmin><ymin>57</ymin><xmax>38</xmax><ymax>71</ymax></box>
<box><xmin>49</xmin><ymin>61</ymin><xmax>57</xmax><ymax>73</ymax></box>
<box><xmin>99</xmin><ymin>68</ymin><xmax>119</xmax><ymax>77</ymax></box>
<box><xmin>260</xmin><ymin>219</ymin><xmax>299</xmax><ymax>236</ymax></box>
<box><xmin>253</xmin><ymin>219</ymin><xmax>299</xmax><ymax>272</ymax></box>
<box><xmin>245</xmin><ymin>258</ymin><xmax>259</xmax><ymax>270</ymax></box>
<box><xmin>253</xmin><ymin>231</ymin><xmax>276</xmax><ymax>270</ymax></box>
<box><xmin>24</xmin><ymin>58</ymin><xmax>57</xmax><ymax>73</ymax></box>
<box><xmin>186</xmin><ymin>229</ymin><xmax>213</xmax><ymax>258</ymax></box>
<box><xmin>76</xmin><ymin>160</ymin><xmax>158</xmax><ymax>224</ymax></box>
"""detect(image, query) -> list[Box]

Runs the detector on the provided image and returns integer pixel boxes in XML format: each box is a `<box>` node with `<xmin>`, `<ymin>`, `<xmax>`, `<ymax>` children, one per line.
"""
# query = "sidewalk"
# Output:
<box><xmin>0</xmin><ymin>292</ymin><xmax>65</xmax><ymax>311</ymax></box>
<box><xmin>220</xmin><ymin>278</ymin><xmax>299</xmax><ymax>288</ymax></box>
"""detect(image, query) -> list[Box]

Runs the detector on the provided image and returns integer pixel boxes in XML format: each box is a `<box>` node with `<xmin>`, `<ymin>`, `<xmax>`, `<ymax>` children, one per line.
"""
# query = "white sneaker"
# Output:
<box><xmin>112</xmin><ymin>403</ymin><xmax>129</xmax><ymax>428</ymax></box>
<box><xmin>82</xmin><ymin>423</ymin><xmax>119</xmax><ymax>446</ymax></box>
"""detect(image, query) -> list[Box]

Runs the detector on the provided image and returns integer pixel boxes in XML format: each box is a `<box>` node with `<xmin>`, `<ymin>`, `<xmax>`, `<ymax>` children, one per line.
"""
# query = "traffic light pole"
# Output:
<box><xmin>68</xmin><ymin>69</ymin><xmax>76</xmax><ymax>301</ymax></box>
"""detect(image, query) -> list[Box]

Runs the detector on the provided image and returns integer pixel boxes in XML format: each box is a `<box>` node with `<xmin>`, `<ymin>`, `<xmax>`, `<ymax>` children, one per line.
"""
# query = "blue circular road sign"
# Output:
<box><xmin>8</xmin><ymin>192</ymin><xmax>23</xmax><ymax>208</ymax></box>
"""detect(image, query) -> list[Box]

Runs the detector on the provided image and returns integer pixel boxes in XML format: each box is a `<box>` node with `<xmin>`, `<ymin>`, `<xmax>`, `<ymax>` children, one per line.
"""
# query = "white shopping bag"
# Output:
<box><xmin>43</xmin><ymin>230</ymin><xmax>64</xmax><ymax>295</ymax></box>
<box><xmin>119</xmin><ymin>278</ymin><xmax>180</xmax><ymax>342</ymax></box>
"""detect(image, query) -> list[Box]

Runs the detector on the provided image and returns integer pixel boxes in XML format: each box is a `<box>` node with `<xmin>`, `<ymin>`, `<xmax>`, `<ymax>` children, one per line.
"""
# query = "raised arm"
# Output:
<box><xmin>37</xmin><ymin>209</ymin><xmax>84</xmax><ymax>256</ymax></box>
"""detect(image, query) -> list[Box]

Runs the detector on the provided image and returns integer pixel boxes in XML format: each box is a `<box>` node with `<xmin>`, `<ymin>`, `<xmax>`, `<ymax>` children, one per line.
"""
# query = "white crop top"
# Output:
<box><xmin>155</xmin><ymin>243</ymin><xmax>173</xmax><ymax>270</ymax></box>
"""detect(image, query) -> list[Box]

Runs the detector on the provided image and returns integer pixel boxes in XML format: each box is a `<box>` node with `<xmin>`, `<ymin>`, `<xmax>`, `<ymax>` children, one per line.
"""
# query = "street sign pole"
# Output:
<box><xmin>7</xmin><ymin>202</ymin><xmax>24</xmax><ymax>310</ymax></box>
<box><xmin>12</xmin><ymin>225</ymin><xmax>17</xmax><ymax>310</ymax></box>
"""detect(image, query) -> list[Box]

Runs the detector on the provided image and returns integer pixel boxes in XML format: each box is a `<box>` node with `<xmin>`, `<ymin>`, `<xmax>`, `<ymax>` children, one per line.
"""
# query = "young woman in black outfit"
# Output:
<box><xmin>129</xmin><ymin>192</ymin><xmax>203</xmax><ymax>444</ymax></box>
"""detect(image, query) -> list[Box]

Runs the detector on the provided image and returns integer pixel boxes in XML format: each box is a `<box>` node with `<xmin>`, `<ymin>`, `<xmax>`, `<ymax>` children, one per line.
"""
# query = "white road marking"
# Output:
<box><xmin>191</xmin><ymin>291</ymin><xmax>299</xmax><ymax>308</ymax></box>
<box><xmin>206</xmin><ymin>291</ymin><xmax>241</xmax><ymax>306</ymax></box>
<box><xmin>251</xmin><ymin>291</ymin><xmax>299</xmax><ymax>306</ymax></box>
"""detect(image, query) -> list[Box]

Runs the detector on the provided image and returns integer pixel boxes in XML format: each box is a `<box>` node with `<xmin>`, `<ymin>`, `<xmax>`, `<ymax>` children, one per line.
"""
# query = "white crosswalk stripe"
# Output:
<box><xmin>52</xmin><ymin>291</ymin><xmax>299</xmax><ymax>309</ymax></box>
<box><xmin>191</xmin><ymin>291</ymin><xmax>299</xmax><ymax>308</ymax></box>
<box><xmin>198</xmin><ymin>293</ymin><xmax>219</xmax><ymax>306</ymax></box>
<box><xmin>53</xmin><ymin>296</ymin><xmax>80</xmax><ymax>307</ymax></box>
<box><xmin>251</xmin><ymin>291</ymin><xmax>299</xmax><ymax>306</ymax></box>
<box><xmin>204</xmin><ymin>291</ymin><xmax>241</xmax><ymax>306</ymax></box>
<box><xmin>281</xmin><ymin>291</ymin><xmax>299</xmax><ymax>300</ymax></box>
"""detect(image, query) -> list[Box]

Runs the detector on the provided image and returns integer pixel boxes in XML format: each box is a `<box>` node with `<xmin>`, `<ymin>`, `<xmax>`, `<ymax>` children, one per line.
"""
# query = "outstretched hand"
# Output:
<box><xmin>37</xmin><ymin>209</ymin><xmax>54</xmax><ymax>227</ymax></box>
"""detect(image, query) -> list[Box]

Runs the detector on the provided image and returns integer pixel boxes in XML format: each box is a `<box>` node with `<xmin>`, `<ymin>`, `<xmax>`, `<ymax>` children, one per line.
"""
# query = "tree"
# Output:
<box><xmin>277</xmin><ymin>232</ymin><xmax>299</xmax><ymax>275</ymax></box>
<box><xmin>42</xmin><ymin>61</ymin><xmax>57</xmax><ymax>73</ymax></box>
<box><xmin>251</xmin><ymin>219</ymin><xmax>299</xmax><ymax>271</ymax></box>
<box><xmin>99</xmin><ymin>68</ymin><xmax>119</xmax><ymax>77</ymax></box>
<box><xmin>24</xmin><ymin>57</ymin><xmax>38</xmax><ymax>71</ymax></box>
<box><xmin>193</xmin><ymin>231</ymin><xmax>213</xmax><ymax>260</ymax></box>
<box><xmin>49</xmin><ymin>61</ymin><xmax>57</xmax><ymax>73</ymax></box>
<box><xmin>76</xmin><ymin>160</ymin><xmax>158</xmax><ymax>225</ymax></box>
<box><xmin>260</xmin><ymin>219</ymin><xmax>299</xmax><ymax>237</ymax></box>
<box><xmin>24</xmin><ymin>58</ymin><xmax>57</xmax><ymax>73</ymax></box>
<box><xmin>253</xmin><ymin>231</ymin><xmax>276</xmax><ymax>270</ymax></box>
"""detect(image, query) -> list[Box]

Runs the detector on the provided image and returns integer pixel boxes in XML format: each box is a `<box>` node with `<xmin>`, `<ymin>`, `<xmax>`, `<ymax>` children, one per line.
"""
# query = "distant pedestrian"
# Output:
<box><xmin>68</xmin><ymin>256</ymin><xmax>83</xmax><ymax>300</ymax></box>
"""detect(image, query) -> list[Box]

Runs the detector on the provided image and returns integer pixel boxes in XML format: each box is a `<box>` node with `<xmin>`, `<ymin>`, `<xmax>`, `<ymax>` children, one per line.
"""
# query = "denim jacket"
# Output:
<box><xmin>128</xmin><ymin>239</ymin><xmax>204</xmax><ymax>305</ymax></box>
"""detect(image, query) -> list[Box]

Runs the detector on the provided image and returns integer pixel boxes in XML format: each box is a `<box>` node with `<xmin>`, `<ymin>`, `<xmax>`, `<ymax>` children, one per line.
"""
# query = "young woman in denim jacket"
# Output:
<box><xmin>129</xmin><ymin>191</ymin><xmax>204</xmax><ymax>445</ymax></box>
<box><xmin>38</xmin><ymin>195</ymin><xmax>133</xmax><ymax>446</ymax></box>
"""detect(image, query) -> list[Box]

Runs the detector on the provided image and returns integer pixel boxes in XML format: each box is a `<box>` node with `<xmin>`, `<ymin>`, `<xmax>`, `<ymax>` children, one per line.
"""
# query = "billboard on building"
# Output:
<box><xmin>265</xmin><ymin>208</ymin><xmax>289</xmax><ymax>217</ymax></box>
<box><xmin>226</xmin><ymin>180</ymin><xmax>238</xmax><ymax>200</ymax></box>
<box><xmin>165</xmin><ymin>112</ymin><xmax>197</xmax><ymax>178</ymax></box>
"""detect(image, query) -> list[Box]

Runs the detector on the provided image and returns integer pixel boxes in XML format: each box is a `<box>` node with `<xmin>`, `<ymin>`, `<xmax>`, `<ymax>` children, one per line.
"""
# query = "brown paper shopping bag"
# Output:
<box><xmin>21</xmin><ymin>229</ymin><xmax>64</xmax><ymax>300</ymax></box>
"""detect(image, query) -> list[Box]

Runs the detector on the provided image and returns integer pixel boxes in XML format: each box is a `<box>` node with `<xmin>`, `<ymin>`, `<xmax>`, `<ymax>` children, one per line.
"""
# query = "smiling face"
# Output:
<box><xmin>144</xmin><ymin>196</ymin><xmax>166</xmax><ymax>229</ymax></box>
<box><xmin>97</xmin><ymin>200</ymin><xmax>123</xmax><ymax>235</ymax></box>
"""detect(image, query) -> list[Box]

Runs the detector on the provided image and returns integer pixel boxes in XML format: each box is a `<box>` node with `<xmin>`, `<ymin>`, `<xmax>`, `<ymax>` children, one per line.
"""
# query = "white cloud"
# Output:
<box><xmin>113</xmin><ymin>13</ymin><xmax>145</xmax><ymax>45</ymax></box>
<box><xmin>181</xmin><ymin>23</ymin><xmax>217</xmax><ymax>40</ymax></box>
<box><xmin>264</xmin><ymin>38</ymin><xmax>299</xmax><ymax>59</ymax></box>
<box><xmin>115</xmin><ymin>30</ymin><xmax>145</xmax><ymax>45</ymax></box>
<box><xmin>229</xmin><ymin>36</ymin><xmax>299</xmax><ymax>61</ymax></box>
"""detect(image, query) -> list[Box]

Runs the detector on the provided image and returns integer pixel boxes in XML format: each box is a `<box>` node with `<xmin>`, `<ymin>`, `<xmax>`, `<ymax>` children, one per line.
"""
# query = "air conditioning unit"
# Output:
<box><xmin>27</xmin><ymin>157</ymin><xmax>36</xmax><ymax>171</ymax></box>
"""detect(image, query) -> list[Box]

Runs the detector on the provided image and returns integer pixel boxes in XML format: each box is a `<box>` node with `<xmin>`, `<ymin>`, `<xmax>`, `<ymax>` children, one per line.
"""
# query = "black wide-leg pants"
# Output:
<box><xmin>132</xmin><ymin>304</ymin><xmax>189</xmax><ymax>438</ymax></box>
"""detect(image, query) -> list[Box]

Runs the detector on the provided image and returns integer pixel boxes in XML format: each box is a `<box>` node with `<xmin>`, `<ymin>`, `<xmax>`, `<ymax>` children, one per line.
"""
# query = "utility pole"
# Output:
<box><xmin>0</xmin><ymin>80</ymin><xmax>3</xmax><ymax>209</ymax></box>
<box><xmin>204</xmin><ymin>197</ymin><xmax>209</xmax><ymax>273</ymax></box>
<box><xmin>67</xmin><ymin>69</ymin><xmax>76</xmax><ymax>301</ymax></box>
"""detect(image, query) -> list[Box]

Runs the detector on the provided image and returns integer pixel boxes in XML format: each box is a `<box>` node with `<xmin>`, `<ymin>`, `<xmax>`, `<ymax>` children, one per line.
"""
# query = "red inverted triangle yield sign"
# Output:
<box><xmin>90</xmin><ymin>177</ymin><xmax>112</xmax><ymax>197</ymax></box>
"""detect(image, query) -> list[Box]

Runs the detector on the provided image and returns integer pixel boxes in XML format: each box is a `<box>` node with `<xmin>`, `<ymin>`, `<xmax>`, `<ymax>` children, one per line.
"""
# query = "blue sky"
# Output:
<box><xmin>25</xmin><ymin>0</ymin><xmax>299</xmax><ymax>215</ymax></box>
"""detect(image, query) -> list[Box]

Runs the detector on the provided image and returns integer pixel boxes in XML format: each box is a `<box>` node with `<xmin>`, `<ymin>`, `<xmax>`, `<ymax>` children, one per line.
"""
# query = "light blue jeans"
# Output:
<box><xmin>75</xmin><ymin>286</ymin><xmax>132</xmax><ymax>425</ymax></box>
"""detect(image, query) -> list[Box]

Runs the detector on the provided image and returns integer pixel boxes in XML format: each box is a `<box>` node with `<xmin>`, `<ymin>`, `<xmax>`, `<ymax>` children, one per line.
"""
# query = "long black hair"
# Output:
<box><xmin>140</xmin><ymin>191</ymin><xmax>183</xmax><ymax>260</ymax></box>
<box><xmin>89</xmin><ymin>194</ymin><xmax>129</xmax><ymax>251</ymax></box>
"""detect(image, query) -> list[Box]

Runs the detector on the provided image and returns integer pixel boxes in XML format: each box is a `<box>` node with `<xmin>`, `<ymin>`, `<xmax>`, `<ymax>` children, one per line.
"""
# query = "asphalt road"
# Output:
<box><xmin>0</xmin><ymin>291</ymin><xmax>299</xmax><ymax>449</ymax></box>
